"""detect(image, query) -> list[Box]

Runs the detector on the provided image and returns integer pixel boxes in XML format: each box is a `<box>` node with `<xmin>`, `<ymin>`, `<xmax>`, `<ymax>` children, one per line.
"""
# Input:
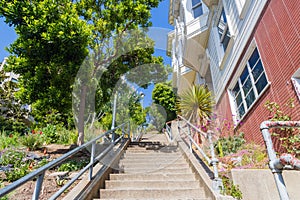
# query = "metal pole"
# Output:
<box><xmin>89</xmin><ymin>141</ymin><xmax>95</xmax><ymax>181</ymax></box>
<box><xmin>260</xmin><ymin>121</ymin><xmax>290</xmax><ymax>200</ymax></box>
<box><xmin>208</xmin><ymin>131</ymin><xmax>222</xmax><ymax>193</ymax></box>
<box><xmin>32</xmin><ymin>172</ymin><xmax>45</xmax><ymax>200</ymax></box>
<box><xmin>187</xmin><ymin>125</ymin><xmax>192</xmax><ymax>153</ymax></box>
<box><xmin>111</xmin><ymin>92</ymin><xmax>117</xmax><ymax>142</ymax></box>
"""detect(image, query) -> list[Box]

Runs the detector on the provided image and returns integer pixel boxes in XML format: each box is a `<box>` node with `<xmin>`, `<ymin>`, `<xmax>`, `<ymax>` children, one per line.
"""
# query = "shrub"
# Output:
<box><xmin>21</xmin><ymin>132</ymin><xmax>43</xmax><ymax>151</ymax></box>
<box><xmin>57</xmin><ymin>159</ymin><xmax>89</xmax><ymax>172</ymax></box>
<box><xmin>0</xmin><ymin>132</ymin><xmax>20</xmax><ymax>151</ymax></box>
<box><xmin>215</xmin><ymin>133</ymin><xmax>245</xmax><ymax>157</ymax></box>
<box><xmin>57</xmin><ymin>129</ymin><xmax>77</xmax><ymax>145</ymax></box>
<box><xmin>42</xmin><ymin>124</ymin><xmax>59</xmax><ymax>144</ymax></box>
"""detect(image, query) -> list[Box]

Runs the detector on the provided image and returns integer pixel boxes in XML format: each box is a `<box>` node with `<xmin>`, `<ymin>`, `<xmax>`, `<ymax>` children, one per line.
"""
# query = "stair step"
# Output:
<box><xmin>109</xmin><ymin>173</ymin><xmax>196</xmax><ymax>181</ymax></box>
<box><xmin>119</xmin><ymin>159</ymin><xmax>187</xmax><ymax>165</ymax></box>
<box><xmin>105</xmin><ymin>180</ymin><xmax>201</xmax><ymax>189</ymax></box>
<box><xmin>99</xmin><ymin>189</ymin><xmax>205</xmax><ymax>199</ymax></box>
<box><xmin>123</xmin><ymin>153</ymin><xmax>183</xmax><ymax>158</ymax></box>
<box><xmin>119</xmin><ymin>163</ymin><xmax>189</xmax><ymax>169</ymax></box>
<box><xmin>97</xmin><ymin>198</ymin><xmax>209</xmax><ymax>200</ymax></box>
<box><xmin>121</xmin><ymin>167</ymin><xmax>192</xmax><ymax>174</ymax></box>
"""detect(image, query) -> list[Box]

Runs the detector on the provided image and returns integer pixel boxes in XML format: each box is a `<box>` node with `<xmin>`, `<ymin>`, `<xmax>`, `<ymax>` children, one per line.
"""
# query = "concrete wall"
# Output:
<box><xmin>231</xmin><ymin>169</ymin><xmax>300</xmax><ymax>200</ymax></box>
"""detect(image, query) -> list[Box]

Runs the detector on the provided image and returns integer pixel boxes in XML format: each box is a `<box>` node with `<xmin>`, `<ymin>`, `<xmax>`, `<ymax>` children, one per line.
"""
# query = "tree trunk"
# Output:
<box><xmin>77</xmin><ymin>85</ymin><xmax>87</xmax><ymax>146</ymax></box>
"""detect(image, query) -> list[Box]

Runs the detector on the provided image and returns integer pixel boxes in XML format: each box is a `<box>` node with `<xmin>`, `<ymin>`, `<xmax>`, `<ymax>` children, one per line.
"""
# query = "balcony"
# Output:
<box><xmin>183</xmin><ymin>12</ymin><xmax>210</xmax><ymax>77</ymax></box>
<box><xmin>177</xmin><ymin>65</ymin><xmax>196</xmax><ymax>94</ymax></box>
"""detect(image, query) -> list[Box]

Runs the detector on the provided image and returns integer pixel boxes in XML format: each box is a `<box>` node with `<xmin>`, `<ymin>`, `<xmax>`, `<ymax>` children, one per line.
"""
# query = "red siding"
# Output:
<box><xmin>216</xmin><ymin>0</ymin><xmax>300</xmax><ymax>145</ymax></box>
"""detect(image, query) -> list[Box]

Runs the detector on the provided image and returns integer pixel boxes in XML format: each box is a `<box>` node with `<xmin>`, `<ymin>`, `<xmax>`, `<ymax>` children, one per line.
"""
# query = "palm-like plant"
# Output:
<box><xmin>178</xmin><ymin>84</ymin><xmax>214</xmax><ymax>125</ymax></box>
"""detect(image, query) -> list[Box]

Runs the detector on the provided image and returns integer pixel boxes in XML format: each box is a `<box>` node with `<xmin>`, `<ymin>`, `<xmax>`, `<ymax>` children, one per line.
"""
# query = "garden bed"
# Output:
<box><xmin>0</xmin><ymin>144</ymin><xmax>90</xmax><ymax>200</ymax></box>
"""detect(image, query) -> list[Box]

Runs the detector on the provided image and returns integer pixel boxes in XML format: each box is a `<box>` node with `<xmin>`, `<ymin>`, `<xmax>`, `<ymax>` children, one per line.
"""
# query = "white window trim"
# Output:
<box><xmin>192</xmin><ymin>0</ymin><xmax>203</xmax><ymax>18</ymax></box>
<box><xmin>228</xmin><ymin>42</ymin><xmax>270</xmax><ymax>124</ymax></box>
<box><xmin>213</xmin><ymin>4</ymin><xmax>235</xmax><ymax>69</ymax></box>
<box><xmin>234</xmin><ymin>0</ymin><xmax>251</xmax><ymax>19</ymax></box>
<box><xmin>291</xmin><ymin>69</ymin><xmax>300</xmax><ymax>102</ymax></box>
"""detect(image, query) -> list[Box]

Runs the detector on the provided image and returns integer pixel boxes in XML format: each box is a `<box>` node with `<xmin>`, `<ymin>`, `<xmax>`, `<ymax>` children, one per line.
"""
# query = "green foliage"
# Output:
<box><xmin>215</xmin><ymin>133</ymin><xmax>246</xmax><ymax>157</ymax></box>
<box><xmin>0</xmin><ymin>70</ymin><xmax>29</xmax><ymax>133</ymax></box>
<box><xmin>20</xmin><ymin>132</ymin><xmax>43</xmax><ymax>150</ymax></box>
<box><xmin>57</xmin><ymin>129</ymin><xmax>78</xmax><ymax>145</ymax></box>
<box><xmin>0</xmin><ymin>0</ymin><xmax>165</xmax><ymax>144</ymax></box>
<box><xmin>0</xmin><ymin>132</ymin><xmax>20</xmax><ymax>151</ymax></box>
<box><xmin>264</xmin><ymin>99</ymin><xmax>300</xmax><ymax>157</ymax></box>
<box><xmin>152</xmin><ymin>81</ymin><xmax>177</xmax><ymax>122</ymax></box>
<box><xmin>100</xmin><ymin>113</ymin><xmax>113</xmax><ymax>131</ymax></box>
<box><xmin>221</xmin><ymin>175</ymin><xmax>243</xmax><ymax>199</ymax></box>
<box><xmin>178</xmin><ymin>84</ymin><xmax>214</xmax><ymax>125</ymax></box>
<box><xmin>0</xmin><ymin>150</ymin><xmax>30</xmax><ymax>182</ymax></box>
<box><xmin>57</xmin><ymin>159</ymin><xmax>89</xmax><ymax>172</ymax></box>
<box><xmin>0</xmin><ymin>0</ymin><xmax>91</xmax><ymax>126</ymax></box>
<box><xmin>41</xmin><ymin>124</ymin><xmax>59</xmax><ymax>144</ymax></box>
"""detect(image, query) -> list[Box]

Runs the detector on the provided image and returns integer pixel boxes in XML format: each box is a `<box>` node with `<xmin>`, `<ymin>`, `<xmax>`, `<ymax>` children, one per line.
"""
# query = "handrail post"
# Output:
<box><xmin>121</xmin><ymin>124</ymin><xmax>125</xmax><ymax>142</ymax></box>
<box><xmin>127</xmin><ymin>122</ymin><xmax>130</xmax><ymax>139</ymax></box>
<box><xmin>89</xmin><ymin>141</ymin><xmax>96</xmax><ymax>181</ymax></box>
<box><xmin>187</xmin><ymin>124</ymin><xmax>192</xmax><ymax>153</ymax></box>
<box><xmin>32</xmin><ymin>172</ymin><xmax>45</xmax><ymax>200</ymax></box>
<box><xmin>260</xmin><ymin>121</ymin><xmax>289</xmax><ymax>200</ymax></box>
<box><xmin>208</xmin><ymin>131</ymin><xmax>223</xmax><ymax>193</ymax></box>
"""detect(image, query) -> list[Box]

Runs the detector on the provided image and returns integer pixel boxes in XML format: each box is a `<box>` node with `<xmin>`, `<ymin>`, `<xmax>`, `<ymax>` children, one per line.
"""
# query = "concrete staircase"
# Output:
<box><xmin>96</xmin><ymin>133</ymin><xmax>210</xmax><ymax>200</ymax></box>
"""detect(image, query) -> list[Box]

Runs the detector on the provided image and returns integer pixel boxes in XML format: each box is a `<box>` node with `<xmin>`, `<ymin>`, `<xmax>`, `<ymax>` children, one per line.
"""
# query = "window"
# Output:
<box><xmin>217</xmin><ymin>8</ymin><xmax>231</xmax><ymax>51</ymax></box>
<box><xmin>192</xmin><ymin>0</ymin><xmax>203</xmax><ymax>18</ymax></box>
<box><xmin>231</xmin><ymin>48</ymin><xmax>268</xmax><ymax>119</ymax></box>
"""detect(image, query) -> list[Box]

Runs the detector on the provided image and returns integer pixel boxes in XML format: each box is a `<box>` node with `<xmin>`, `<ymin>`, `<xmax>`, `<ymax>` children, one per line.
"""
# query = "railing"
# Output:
<box><xmin>165</xmin><ymin>121</ymin><xmax>173</xmax><ymax>141</ymax></box>
<box><xmin>260</xmin><ymin>121</ymin><xmax>300</xmax><ymax>200</ymax></box>
<box><xmin>0</xmin><ymin>122</ymin><xmax>130</xmax><ymax>200</ymax></box>
<box><xmin>132</xmin><ymin>125</ymin><xmax>146</xmax><ymax>142</ymax></box>
<box><xmin>177</xmin><ymin>115</ymin><xmax>223</xmax><ymax>193</ymax></box>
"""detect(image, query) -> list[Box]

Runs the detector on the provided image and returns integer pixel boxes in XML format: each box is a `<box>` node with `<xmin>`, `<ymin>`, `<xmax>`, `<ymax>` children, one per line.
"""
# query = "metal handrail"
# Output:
<box><xmin>177</xmin><ymin>115</ymin><xmax>223</xmax><ymax>193</ymax></box>
<box><xmin>0</xmin><ymin>122</ymin><xmax>130</xmax><ymax>200</ymax></box>
<box><xmin>132</xmin><ymin>125</ymin><xmax>145</xmax><ymax>142</ymax></box>
<box><xmin>260</xmin><ymin>120</ymin><xmax>300</xmax><ymax>200</ymax></box>
<box><xmin>165</xmin><ymin>121</ymin><xmax>172</xmax><ymax>141</ymax></box>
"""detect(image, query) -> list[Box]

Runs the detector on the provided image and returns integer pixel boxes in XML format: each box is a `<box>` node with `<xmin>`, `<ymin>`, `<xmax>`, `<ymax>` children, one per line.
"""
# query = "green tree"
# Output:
<box><xmin>72</xmin><ymin>0</ymin><xmax>166</xmax><ymax>145</ymax></box>
<box><xmin>178</xmin><ymin>84</ymin><xmax>214</xmax><ymax>125</ymax></box>
<box><xmin>0</xmin><ymin>0</ymin><xmax>91</xmax><ymax>127</ymax></box>
<box><xmin>0</xmin><ymin>0</ymin><xmax>167</xmax><ymax>145</ymax></box>
<box><xmin>152</xmin><ymin>81</ymin><xmax>177</xmax><ymax>122</ymax></box>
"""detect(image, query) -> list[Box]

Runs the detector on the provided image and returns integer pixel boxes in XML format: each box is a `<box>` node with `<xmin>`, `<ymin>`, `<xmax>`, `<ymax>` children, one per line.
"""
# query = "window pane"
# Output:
<box><xmin>242</xmin><ymin>77</ymin><xmax>252</xmax><ymax>95</ymax></box>
<box><xmin>252</xmin><ymin>60</ymin><xmax>263</xmax><ymax>81</ymax></box>
<box><xmin>240</xmin><ymin>67</ymin><xmax>249</xmax><ymax>84</ymax></box>
<box><xmin>232</xmin><ymin>82</ymin><xmax>240</xmax><ymax>95</ymax></box>
<box><xmin>192</xmin><ymin>0</ymin><xmax>201</xmax><ymax>6</ymax></box>
<box><xmin>222</xmin><ymin>31</ymin><xmax>230</xmax><ymax>50</ymax></box>
<box><xmin>235</xmin><ymin>92</ymin><xmax>243</xmax><ymax>106</ymax></box>
<box><xmin>220</xmin><ymin>8</ymin><xmax>227</xmax><ymax>23</ymax></box>
<box><xmin>237</xmin><ymin>104</ymin><xmax>245</xmax><ymax>118</ymax></box>
<box><xmin>255</xmin><ymin>73</ymin><xmax>268</xmax><ymax>94</ymax></box>
<box><xmin>245</xmin><ymin>89</ymin><xmax>255</xmax><ymax>108</ymax></box>
<box><xmin>193</xmin><ymin>4</ymin><xmax>203</xmax><ymax>18</ymax></box>
<box><xmin>249</xmin><ymin>48</ymin><xmax>259</xmax><ymax>68</ymax></box>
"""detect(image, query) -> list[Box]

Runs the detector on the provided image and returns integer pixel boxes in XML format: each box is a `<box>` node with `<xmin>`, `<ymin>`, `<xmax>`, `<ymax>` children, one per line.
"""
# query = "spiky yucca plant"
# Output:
<box><xmin>178</xmin><ymin>84</ymin><xmax>214</xmax><ymax>124</ymax></box>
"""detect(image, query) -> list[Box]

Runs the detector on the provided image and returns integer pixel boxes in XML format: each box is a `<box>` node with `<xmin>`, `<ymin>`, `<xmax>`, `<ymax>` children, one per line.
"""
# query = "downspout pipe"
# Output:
<box><xmin>260</xmin><ymin>120</ymin><xmax>300</xmax><ymax>200</ymax></box>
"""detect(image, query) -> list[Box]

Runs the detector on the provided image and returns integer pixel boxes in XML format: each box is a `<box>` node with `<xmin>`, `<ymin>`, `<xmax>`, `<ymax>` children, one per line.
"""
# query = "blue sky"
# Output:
<box><xmin>0</xmin><ymin>0</ymin><xmax>173</xmax><ymax>107</ymax></box>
